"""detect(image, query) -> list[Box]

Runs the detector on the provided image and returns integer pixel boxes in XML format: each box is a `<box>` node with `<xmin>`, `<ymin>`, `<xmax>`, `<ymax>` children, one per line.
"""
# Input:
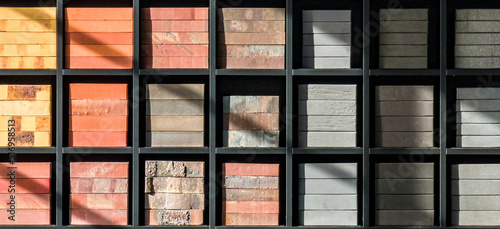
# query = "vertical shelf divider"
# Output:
<box><xmin>440</xmin><ymin>0</ymin><xmax>448</xmax><ymax>226</ymax></box>
<box><xmin>56</xmin><ymin>0</ymin><xmax>64</xmax><ymax>226</ymax></box>
<box><xmin>286</xmin><ymin>0</ymin><xmax>294</xmax><ymax>227</ymax></box>
<box><xmin>362</xmin><ymin>0</ymin><xmax>370</xmax><ymax>227</ymax></box>
<box><xmin>132</xmin><ymin>0</ymin><xmax>141</xmax><ymax>226</ymax></box>
<box><xmin>209</xmin><ymin>0</ymin><xmax>217</xmax><ymax>228</ymax></box>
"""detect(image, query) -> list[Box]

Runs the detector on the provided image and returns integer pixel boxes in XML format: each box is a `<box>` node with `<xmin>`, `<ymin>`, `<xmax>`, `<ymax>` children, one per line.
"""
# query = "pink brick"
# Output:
<box><xmin>70</xmin><ymin>209</ymin><xmax>127</xmax><ymax>225</ymax></box>
<box><xmin>223</xmin><ymin>163</ymin><xmax>279</xmax><ymax>176</ymax></box>
<box><xmin>0</xmin><ymin>194</ymin><xmax>50</xmax><ymax>209</ymax></box>
<box><xmin>141</xmin><ymin>8</ymin><xmax>209</xmax><ymax>20</ymax></box>
<box><xmin>141</xmin><ymin>20</ymin><xmax>208</xmax><ymax>32</ymax></box>
<box><xmin>218</xmin><ymin>56</ymin><xmax>284</xmax><ymax>69</ymax></box>
<box><xmin>70</xmin><ymin>178</ymin><xmax>128</xmax><ymax>194</ymax></box>
<box><xmin>0</xmin><ymin>210</ymin><xmax>50</xmax><ymax>225</ymax></box>
<box><xmin>68</xmin><ymin>131</ymin><xmax>127</xmax><ymax>147</ymax></box>
<box><xmin>70</xmin><ymin>194</ymin><xmax>128</xmax><ymax>209</ymax></box>
<box><xmin>70</xmin><ymin>162</ymin><xmax>129</xmax><ymax>178</ymax></box>
<box><xmin>0</xmin><ymin>179</ymin><xmax>50</xmax><ymax>193</ymax></box>
<box><xmin>219</xmin><ymin>33</ymin><xmax>285</xmax><ymax>45</ymax></box>
<box><xmin>223</xmin><ymin>201</ymin><xmax>279</xmax><ymax>214</ymax></box>
<box><xmin>0</xmin><ymin>162</ymin><xmax>51</xmax><ymax>179</ymax></box>
<box><xmin>142</xmin><ymin>32</ymin><xmax>208</xmax><ymax>45</ymax></box>
<box><xmin>142</xmin><ymin>56</ymin><xmax>208</xmax><ymax>69</ymax></box>
<box><xmin>145</xmin><ymin>210</ymin><xmax>203</xmax><ymax>225</ymax></box>
<box><xmin>141</xmin><ymin>45</ymin><xmax>208</xmax><ymax>57</ymax></box>
<box><xmin>223</xmin><ymin>213</ymin><xmax>279</xmax><ymax>226</ymax></box>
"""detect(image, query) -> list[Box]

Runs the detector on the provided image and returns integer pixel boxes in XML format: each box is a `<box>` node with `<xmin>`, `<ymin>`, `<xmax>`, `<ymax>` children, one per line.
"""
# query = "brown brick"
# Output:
<box><xmin>219</xmin><ymin>45</ymin><xmax>285</xmax><ymax>57</ymax></box>
<box><xmin>147</xmin><ymin>177</ymin><xmax>204</xmax><ymax>194</ymax></box>
<box><xmin>218</xmin><ymin>20</ymin><xmax>285</xmax><ymax>33</ymax></box>
<box><xmin>218</xmin><ymin>56</ymin><xmax>284</xmax><ymax>69</ymax></box>
<box><xmin>146</xmin><ymin>116</ymin><xmax>204</xmax><ymax>132</ymax></box>
<box><xmin>223</xmin><ymin>113</ymin><xmax>279</xmax><ymax>130</ymax></box>
<box><xmin>223</xmin><ymin>189</ymin><xmax>279</xmax><ymax>201</ymax></box>
<box><xmin>145</xmin><ymin>193</ymin><xmax>204</xmax><ymax>210</ymax></box>
<box><xmin>145</xmin><ymin>209</ymin><xmax>203</xmax><ymax>225</ymax></box>
<box><xmin>219</xmin><ymin>33</ymin><xmax>285</xmax><ymax>45</ymax></box>
<box><xmin>219</xmin><ymin>8</ymin><xmax>285</xmax><ymax>21</ymax></box>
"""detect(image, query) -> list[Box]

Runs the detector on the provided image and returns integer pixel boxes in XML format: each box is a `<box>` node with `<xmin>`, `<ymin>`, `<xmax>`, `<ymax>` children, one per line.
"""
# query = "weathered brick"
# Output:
<box><xmin>0</xmin><ymin>116</ymin><xmax>52</xmax><ymax>132</ymax></box>
<box><xmin>141</xmin><ymin>44</ymin><xmax>208</xmax><ymax>57</ymax></box>
<box><xmin>145</xmin><ymin>209</ymin><xmax>204</xmax><ymax>225</ymax></box>
<box><xmin>71</xmin><ymin>162</ymin><xmax>128</xmax><ymax>178</ymax></box>
<box><xmin>142</xmin><ymin>32</ymin><xmax>208</xmax><ymax>45</ymax></box>
<box><xmin>0</xmin><ymin>85</ymin><xmax>51</xmax><ymax>101</ymax></box>
<box><xmin>70</xmin><ymin>209</ymin><xmax>127</xmax><ymax>225</ymax></box>
<box><xmin>0</xmin><ymin>162</ymin><xmax>51</xmax><ymax>179</ymax></box>
<box><xmin>141</xmin><ymin>8</ymin><xmax>208</xmax><ymax>20</ymax></box>
<box><xmin>223</xmin><ymin>213</ymin><xmax>279</xmax><ymax>226</ymax></box>
<box><xmin>218</xmin><ymin>56</ymin><xmax>285</xmax><ymax>69</ymax></box>
<box><xmin>219</xmin><ymin>8</ymin><xmax>285</xmax><ymax>21</ymax></box>
<box><xmin>70</xmin><ymin>178</ymin><xmax>128</xmax><ymax>194</ymax></box>
<box><xmin>0</xmin><ymin>194</ymin><xmax>50</xmax><ymax>209</ymax></box>
<box><xmin>223</xmin><ymin>163</ymin><xmax>279</xmax><ymax>177</ymax></box>
<box><xmin>219</xmin><ymin>33</ymin><xmax>285</xmax><ymax>45</ymax></box>
<box><xmin>223</xmin><ymin>201</ymin><xmax>279</xmax><ymax>214</ymax></box>
<box><xmin>219</xmin><ymin>45</ymin><xmax>285</xmax><ymax>57</ymax></box>
<box><xmin>142</xmin><ymin>56</ymin><xmax>209</xmax><ymax>69</ymax></box>
<box><xmin>219</xmin><ymin>20</ymin><xmax>285</xmax><ymax>33</ymax></box>
<box><xmin>223</xmin><ymin>96</ymin><xmax>279</xmax><ymax>114</ymax></box>
<box><xmin>0</xmin><ymin>179</ymin><xmax>50</xmax><ymax>193</ymax></box>
<box><xmin>223</xmin><ymin>113</ymin><xmax>279</xmax><ymax>130</ymax></box>
<box><xmin>147</xmin><ymin>177</ymin><xmax>204</xmax><ymax>194</ymax></box>
<box><xmin>141</xmin><ymin>20</ymin><xmax>208</xmax><ymax>32</ymax></box>
<box><xmin>146</xmin><ymin>116</ymin><xmax>203</xmax><ymax>132</ymax></box>
<box><xmin>0</xmin><ymin>131</ymin><xmax>51</xmax><ymax>147</ymax></box>
<box><xmin>0</xmin><ymin>44</ymin><xmax>56</xmax><ymax>57</ymax></box>
<box><xmin>70</xmin><ymin>194</ymin><xmax>127</xmax><ymax>210</ymax></box>
<box><xmin>145</xmin><ymin>193</ymin><xmax>204</xmax><ymax>210</ymax></box>
<box><xmin>223</xmin><ymin>130</ymin><xmax>279</xmax><ymax>147</ymax></box>
<box><xmin>223</xmin><ymin>189</ymin><xmax>279</xmax><ymax>201</ymax></box>
<box><xmin>146</xmin><ymin>100</ymin><xmax>203</xmax><ymax>115</ymax></box>
<box><xmin>145</xmin><ymin>161</ymin><xmax>157</xmax><ymax>178</ymax></box>
<box><xmin>223</xmin><ymin>176</ymin><xmax>279</xmax><ymax>189</ymax></box>
<box><xmin>69</xmin><ymin>100</ymin><xmax>128</xmax><ymax>116</ymax></box>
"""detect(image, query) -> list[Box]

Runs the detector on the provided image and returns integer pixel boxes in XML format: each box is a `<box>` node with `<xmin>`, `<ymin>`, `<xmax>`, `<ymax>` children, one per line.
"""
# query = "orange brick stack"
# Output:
<box><xmin>222</xmin><ymin>163</ymin><xmax>279</xmax><ymax>226</ymax></box>
<box><xmin>0</xmin><ymin>162</ymin><xmax>51</xmax><ymax>225</ymax></box>
<box><xmin>70</xmin><ymin>162</ymin><xmax>129</xmax><ymax>225</ymax></box>
<box><xmin>69</xmin><ymin>84</ymin><xmax>128</xmax><ymax>147</ymax></box>
<box><xmin>141</xmin><ymin>8</ymin><xmax>209</xmax><ymax>69</ymax></box>
<box><xmin>65</xmin><ymin>8</ymin><xmax>133</xmax><ymax>69</ymax></box>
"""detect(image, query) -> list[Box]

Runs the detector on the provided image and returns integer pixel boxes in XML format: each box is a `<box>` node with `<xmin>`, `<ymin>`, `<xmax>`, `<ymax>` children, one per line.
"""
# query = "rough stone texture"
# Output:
<box><xmin>456</xmin><ymin>9</ymin><xmax>500</xmax><ymax>21</ymax></box>
<box><xmin>219</xmin><ymin>45</ymin><xmax>285</xmax><ymax>57</ymax></box>
<box><xmin>222</xmin><ymin>213</ymin><xmax>279</xmax><ymax>226</ymax></box>
<box><xmin>223</xmin><ymin>96</ymin><xmax>279</xmax><ymax>114</ymax></box>
<box><xmin>147</xmin><ymin>177</ymin><xmax>203</xmax><ymax>193</ymax></box>
<box><xmin>375</xmin><ymin>132</ymin><xmax>434</xmax><ymax>148</ymax></box>
<box><xmin>223</xmin><ymin>189</ymin><xmax>279</xmax><ymax>201</ymax></box>
<box><xmin>219</xmin><ymin>8</ymin><xmax>285</xmax><ymax>21</ymax></box>
<box><xmin>146</xmin><ymin>100</ymin><xmax>204</xmax><ymax>115</ymax></box>
<box><xmin>298</xmin><ymin>116</ymin><xmax>356</xmax><ymax>132</ymax></box>
<box><xmin>379</xmin><ymin>57</ymin><xmax>427</xmax><ymax>69</ymax></box>
<box><xmin>452</xmin><ymin>211</ymin><xmax>500</xmax><ymax>226</ymax></box>
<box><xmin>298</xmin><ymin>163</ymin><xmax>357</xmax><ymax>179</ymax></box>
<box><xmin>145</xmin><ymin>161</ymin><xmax>157</xmax><ymax>178</ymax></box>
<box><xmin>375</xmin><ymin>179</ymin><xmax>434</xmax><ymax>194</ymax></box>
<box><xmin>145</xmin><ymin>193</ymin><xmax>204</xmax><ymax>210</ymax></box>
<box><xmin>379</xmin><ymin>9</ymin><xmax>428</xmax><ymax>21</ymax></box>
<box><xmin>302</xmin><ymin>46</ymin><xmax>351</xmax><ymax>57</ymax></box>
<box><xmin>376</xmin><ymin>86</ymin><xmax>434</xmax><ymax>101</ymax></box>
<box><xmin>299</xmin><ymin>210</ymin><xmax>358</xmax><ymax>226</ymax></box>
<box><xmin>146</xmin><ymin>132</ymin><xmax>204</xmax><ymax>147</ymax></box>
<box><xmin>223</xmin><ymin>130</ymin><xmax>279</xmax><ymax>147</ymax></box>
<box><xmin>145</xmin><ymin>209</ymin><xmax>203</xmax><ymax>226</ymax></box>
<box><xmin>299</xmin><ymin>195</ymin><xmax>357</xmax><ymax>210</ymax></box>
<box><xmin>452</xmin><ymin>196</ymin><xmax>500</xmax><ymax>210</ymax></box>
<box><xmin>298</xmin><ymin>100</ymin><xmax>356</xmax><ymax>116</ymax></box>
<box><xmin>218</xmin><ymin>33</ymin><xmax>285</xmax><ymax>45</ymax></box>
<box><xmin>223</xmin><ymin>113</ymin><xmax>279</xmax><ymax>130</ymax></box>
<box><xmin>218</xmin><ymin>56</ymin><xmax>284</xmax><ymax>69</ymax></box>
<box><xmin>375</xmin><ymin>117</ymin><xmax>433</xmax><ymax>132</ymax></box>
<box><xmin>218</xmin><ymin>20</ymin><xmax>285</xmax><ymax>33</ymax></box>
<box><xmin>223</xmin><ymin>176</ymin><xmax>279</xmax><ymax>189</ymax></box>
<box><xmin>380</xmin><ymin>21</ymin><xmax>428</xmax><ymax>32</ymax></box>
<box><xmin>451</xmin><ymin>164</ymin><xmax>500</xmax><ymax>179</ymax></box>
<box><xmin>302</xmin><ymin>57</ymin><xmax>350</xmax><ymax>69</ymax></box>
<box><xmin>302</xmin><ymin>22</ymin><xmax>351</xmax><ymax>33</ymax></box>
<box><xmin>298</xmin><ymin>132</ymin><xmax>356</xmax><ymax>147</ymax></box>
<box><xmin>375</xmin><ymin>101</ymin><xmax>434</xmax><ymax>116</ymax></box>
<box><xmin>303</xmin><ymin>34</ymin><xmax>351</xmax><ymax>46</ymax></box>
<box><xmin>375</xmin><ymin>210</ymin><xmax>434</xmax><ymax>226</ymax></box>
<box><xmin>456</xmin><ymin>21</ymin><xmax>500</xmax><ymax>33</ymax></box>
<box><xmin>375</xmin><ymin>195</ymin><xmax>434</xmax><ymax>210</ymax></box>
<box><xmin>302</xmin><ymin>10</ymin><xmax>351</xmax><ymax>22</ymax></box>
<box><xmin>375</xmin><ymin>163</ymin><xmax>434</xmax><ymax>179</ymax></box>
<box><xmin>380</xmin><ymin>45</ymin><xmax>427</xmax><ymax>57</ymax></box>
<box><xmin>298</xmin><ymin>179</ymin><xmax>357</xmax><ymax>194</ymax></box>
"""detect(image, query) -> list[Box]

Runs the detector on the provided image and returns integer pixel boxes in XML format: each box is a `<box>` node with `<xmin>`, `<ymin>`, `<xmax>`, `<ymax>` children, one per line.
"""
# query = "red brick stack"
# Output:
<box><xmin>141</xmin><ymin>8</ymin><xmax>209</xmax><ymax>69</ymax></box>
<box><xmin>218</xmin><ymin>8</ymin><xmax>286</xmax><ymax>69</ymax></box>
<box><xmin>69</xmin><ymin>84</ymin><xmax>128</xmax><ymax>147</ymax></box>
<box><xmin>70</xmin><ymin>162</ymin><xmax>129</xmax><ymax>225</ymax></box>
<box><xmin>65</xmin><ymin>8</ymin><xmax>133</xmax><ymax>69</ymax></box>
<box><xmin>144</xmin><ymin>160</ymin><xmax>205</xmax><ymax>225</ymax></box>
<box><xmin>0</xmin><ymin>162</ymin><xmax>51</xmax><ymax>225</ymax></box>
<box><xmin>222</xmin><ymin>163</ymin><xmax>279</xmax><ymax>225</ymax></box>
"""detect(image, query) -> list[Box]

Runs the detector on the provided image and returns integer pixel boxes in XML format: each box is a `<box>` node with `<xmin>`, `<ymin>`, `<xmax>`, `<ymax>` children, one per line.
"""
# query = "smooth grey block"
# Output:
<box><xmin>222</xmin><ymin>96</ymin><xmax>279</xmax><ymax>114</ymax></box>
<box><xmin>452</xmin><ymin>211</ymin><xmax>500</xmax><ymax>226</ymax></box>
<box><xmin>456</xmin><ymin>9</ymin><xmax>500</xmax><ymax>21</ymax></box>
<box><xmin>303</xmin><ymin>34</ymin><xmax>351</xmax><ymax>46</ymax></box>
<box><xmin>380</xmin><ymin>21</ymin><xmax>428</xmax><ymax>33</ymax></box>
<box><xmin>298</xmin><ymin>132</ymin><xmax>357</xmax><ymax>147</ymax></box>
<box><xmin>458</xmin><ymin>124</ymin><xmax>500</xmax><ymax>135</ymax></box>
<box><xmin>303</xmin><ymin>45</ymin><xmax>351</xmax><ymax>57</ymax></box>
<box><xmin>452</xmin><ymin>196</ymin><xmax>500</xmax><ymax>210</ymax></box>
<box><xmin>298</xmin><ymin>100</ymin><xmax>356</xmax><ymax>116</ymax></box>
<box><xmin>223</xmin><ymin>176</ymin><xmax>279</xmax><ymax>189</ymax></box>
<box><xmin>456</xmin><ymin>21</ymin><xmax>500</xmax><ymax>33</ymax></box>
<box><xmin>457</xmin><ymin>100</ymin><xmax>500</xmax><ymax>111</ymax></box>
<box><xmin>456</xmin><ymin>57</ymin><xmax>500</xmax><ymax>69</ymax></box>
<box><xmin>375</xmin><ymin>132</ymin><xmax>434</xmax><ymax>148</ymax></box>
<box><xmin>456</xmin><ymin>33</ymin><xmax>500</xmax><ymax>45</ymax></box>
<box><xmin>376</xmin><ymin>179</ymin><xmax>434</xmax><ymax>194</ymax></box>
<box><xmin>375</xmin><ymin>210</ymin><xmax>434</xmax><ymax>226</ymax></box>
<box><xmin>451</xmin><ymin>164</ymin><xmax>500</xmax><ymax>179</ymax></box>
<box><xmin>457</xmin><ymin>112</ymin><xmax>500</xmax><ymax>124</ymax></box>
<box><xmin>298</xmin><ymin>116</ymin><xmax>356</xmax><ymax>132</ymax></box>
<box><xmin>375</xmin><ymin>101</ymin><xmax>434</xmax><ymax>116</ymax></box>
<box><xmin>457</xmin><ymin>87</ymin><xmax>500</xmax><ymax>99</ymax></box>
<box><xmin>223</xmin><ymin>130</ymin><xmax>279</xmax><ymax>148</ymax></box>
<box><xmin>302</xmin><ymin>10</ymin><xmax>351</xmax><ymax>22</ymax></box>
<box><xmin>376</xmin><ymin>195</ymin><xmax>434</xmax><ymax>210</ymax></box>
<box><xmin>146</xmin><ymin>132</ymin><xmax>204</xmax><ymax>147</ymax></box>
<box><xmin>379</xmin><ymin>9</ymin><xmax>428</xmax><ymax>21</ymax></box>
<box><xmin>456</xmin><ymin>45</ymin><xmax>500</xmax><ymax>57</ymax></box>
<box><xmin>375</xmin><ymin>117</ymin><xmax>433</xmax><ymax>132</ymax></box>
<box><xmin>303</xmin><ymin>22</ymin><xmax>351</xmax><ymax>33</ymax></box>
<box><xmin>379</xmin><ymin>33</ymin><xmax>427</xmax><ymax>45</ymax></box>
<box><xmin>299</xmin><ymin>194</ymin><xmax>357</xmax><ymax>210</ymax></box>
<box><xmin>379</xmin><ymin>57</ymin><xmax>427</xmax><ymax>69</ymax></box>
<box><xmin>376</xmin><ymin>86</ymin><xmax>434</xmax><ymax>101</ymax></box>
<box><xmin>298</xmin><ymin>84</ymin><xmax>356</xmax><ymax>100</ymax></box>
<box><xmin>146</xmin><ymin>100</ymin><xmax>204</xmax><ymax>115</ymax></box>
<box><xmin>375</xmin><ymin>163</ymin><xmax>434</xmax><ymax>179</ymax></box>
<box><xmin>452</xmin><ymin>180</ymin><xmax>500</xmax><ymax>195</ymax></box>
<box><xmin>146</xmin><ymin>84</ymin><xmax>204</xmax><ymax>100</ymax></box>
<box><xmin>457</xmin><ymin>136</ymin><xmax>500</xmax><ymax>147</ymax></box>
<box><xmin>299</xmin><ymin>210</ymin><xmax>358</xmax><ymax>226</ymax></box>
<box><xmin>299</xmin><ymin>179</ymin><xmax>357</xmax><ymax>194</ymax></box>
<box><xmin>380</xmin><ymin>45</ymin><xmax>427</xmax><ymax>57</ymax></box>
<box><xmin>302</xmin><ymin>57</ymin><xmax>350</xmax><ymax>69</ymax></box>
<box><xmin>298</xmin><ymin>163</ymin><xmax>357</xmax><ymax>179</ymax></box>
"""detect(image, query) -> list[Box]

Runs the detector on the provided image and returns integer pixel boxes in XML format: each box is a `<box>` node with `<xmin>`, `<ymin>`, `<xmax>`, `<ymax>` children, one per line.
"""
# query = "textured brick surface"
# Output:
<box><xmin>302</xmin><ymin>10</ymin><xmax>351</xmax><ymax>22</ymax></box>
<box><xmin>219</xmin><ymin>8</ymin><xmax>285</xmax><ymax>21</ymax></box>
<box><xmin>298</xmin><ymin>132</ymin><xmax>356</xmax><ymax>147</ymax></box>
<box><xmin>299</xmin><ymin>195</ymin><xmax>357</xmax><ymax>210</ymax></box>
<box><xmin>223</xmin><ymin>213</ymin><xmax>279</xmax><ymax>225</ymax></box>
<box><xmin>0</xmin><ymin>179</ymin><xmax>50</xmax><ymax>193</ymax></box>
<box><xmin>146</xmin><ymin>116</ymin><xmax>203</xmax><ymax>132</ymax></box>
<box><xmin>145</xmin><ymin>210</ymin><xmax>203</xmax><ymax>225</ymax></box>
<box><xmin>375</xmin><ymin>163</ymin><xmax>434</xmax><ymax>179</ymax></box>
<box><xmin>0</xmin><ymin>194</ymin><xmax>50</xmax><ymax>209</ymax></box>
<box><xmin>298</xmin><ymin>116</ymin><xmax>356</xmax><ymax>132</ymax></box>
<box><xmin>0</xmin><ymin>162</ymin><xmax>51</xmax><ymax>179</ymax></box>
<box><xmin>69</xmin><ymin>131</ymin><xmax>127</xmax><ymax>147</ymax></box>
<box><xmin>69</xmin><ymin>116</ymin><xmax>127</xmax><ymax>131</ymax></box>
<box><xmin>223</xmin><ymin>130</ymin><xmax>279</xmax><ymax>147</ymax></box>
<box><xmin>141</xmin><ymin>8</ymin><xmax>208</xmax><ymax>20</ymax></box>
<box><xmin>70</xmin><ymin>162</ymin><xmax>129</xmax><ymax>178</ymax></box>
<box><xmin>223</xmin><ymin>163</ymin><xmax>279</xmax><ymax>177</ymax></box>
<box><xmin>70</xmin><ymin>209</ymin><xmax>127</xmax><ymax>225</ymax></box>
<box><xmin>223</xmin><ymin>201</ymin><xmax>279</xmax><ymax>214</ymax></box>
<box><xmin>70</xmin><ymin>178</ymin><xmax>128</xmax><ymax>193</ymax></box>
<box><xmin>146</xmin><ymin>177</ymin><xmax>204</xmax><ymax>194</ymax></box>
<box><xmin>223</xmin><ymin>189</ymin><xmax>279</xmax><ymax>201</ymax></box>
<box><xmin>146</xmin><ymin>132</ymin><xmax>204</xmax><ymax>147</ymax></box>
<box><xmin>0</xmin><ymin>209</ymin><xmax>50</xmax><ymax>225</ymax></box>
<box><xmin>145</xmin><ymin>193</ymin><xmax>204</xmax><ymax>210</ymax></box>
<box><xmin>70</xmin><ymin>194</ymin><xmax>127</xmax><ymax>209</ymax></box>
<box><xmin>379</xmin><ymin>9</ymin><xmax>428</xmax><ymax>21</ymax></box>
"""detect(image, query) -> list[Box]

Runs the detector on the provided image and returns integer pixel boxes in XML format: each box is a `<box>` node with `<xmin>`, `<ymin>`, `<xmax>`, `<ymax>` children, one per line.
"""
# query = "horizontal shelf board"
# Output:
<box><xmin>141</xmin><ymin>227</ymin><xmax>209</xmax><ymax>229</ymax></box>
<box><xmin>369</xmin><ymin>148</ymin><xmax>440</xmax><ymax>155</ymax></box>
<box><xmin>0</xmin><ymin>147</ymin><xmax>56</xmax><ymax>154</ymax></box>
<box><xmin>370</xmin><ymin>69</ymin><xmax>440</xmax><ymax>76</ymax></box>
<box><xmin>447</xmin><ymin>69</ymin><xmax>500</xmax><ymax>76</ymax></box>
<box><xmin>292</xmin><ymin>148</ymin><xmax>363</xmax><ymax>154</ymax></box>
<box><xmin>216</xmin><ymin>69</ymin><xmax>286</xmax><ymax>76</ymax></box>
<box><xmin>293</xmin><ymin>68</ymin><xmax>363</xmax><ymax>76</ymax></box>
<box><xmin>62</xmin><ymin>69</ymin><xmax>133</xmax><ymax>76</ymax></box>
<box><xmin>216</xmin><ymin>227</ymin><xmax>285</xmax><ymax>229</ymax></box>
<box><xmin>0</xmin><ymin>69</ymin><xmax>56</xmax><ymax>76</ymax></box>
<box><xmin>139</xmin><ymin>147</ymin><xmax>209</xmax><ymax>154</ymax></box>
<box><xmin>62</xmin><ymin>147</ymin><xmax>133</xmax><ymax>154</ymax></box>
<box><xmin>139</xmin><ymin>68</ymin><xmax>209</xmax><ymax>76</ymax></box>
<box><xmin>447</xmin><ymin>148</ymin><xmax>500</xmax><ymax>155</ymax></box>
<box><xmin>216</xmin><ymin>147</ymin><xmax>286</xmax><ymax>154</ymax></box>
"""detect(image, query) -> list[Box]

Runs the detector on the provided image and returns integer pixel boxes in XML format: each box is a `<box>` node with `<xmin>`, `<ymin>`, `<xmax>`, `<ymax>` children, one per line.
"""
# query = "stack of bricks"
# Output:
<box><xmin>218</xmin><ymin>8</ymin><xmax>285</xmax><ymax>69</ymax></box>
<box><xmin>141</xmin><ymin>8</ymin><xmax>209</xmax><ymax>69</ymax></box>
<box><xmin>457</xmin><ymin>88</ymin><xmax>500</xmax><ymax>147</ymax></box>
<box><xmin>298</xmin><ymin>84</ymin><xmax>356</xmax><ymax>147</ymax></box>
<box><xmin>302</xmin><ymin>10</ymin><xmax>351</xmax><ymax>69</ymax></box>
<box><xmin>0</xmin><ymin>85</ymin><xmax>52</xmax><ymax>147</ymax></box>
<box><xmin>375</xmin><ymin>163</ymin><xmax>434</xmax><ymax>226</ymax></box>
<box><xmin>146</xmin><ymin>84</ymin><xmax>204</xmax><ymax>147</ymax></box>
<box><xmin>65</xmin><ymin>7</ymin><xmax>133</xmax><ymax>69</ymax></box>
<box><xmin>144</xmin><ymin>160</ymin><xmax>205</xmax><ymax>226</ymax></box>
<box><xmin>452</xmin><ymin>164</ymin><xmax>500</xmax><ymax>226</ymax></box>
<box><xmin>222</xmin><ymin>163</ymin><xmax>279</xmax><ymax>226</ymax></box>
<box><xmin>379</xmin><ymin>9</ymin><xmax>428</xmax><ymax>69</ymax></box>
<box><xmin>0</xmin><ymin>7</ymin><xmax>56</xmax><ymax>69</ymax></box>
<box><xmin>375</xmin><ymin>86</ymin><xmax>434</xmax><ymax>147</ymax></box>
<box><xmin>223</xmin><ymin>96</ymin><xmax>279</xmax><ymax>147</ymax></box>
<box><xmin>0</xmin><ymin>162</ymin><xmax>51</xmax><ymax>225</ymax></box>
<box><xmin>455</xmin><ymin>9</ymin><xmax>500</xmax><ymax>68</ymax></box>
<box><xmin>298</xmin><ymin>163</ymin><xmax>358</xmax><ymax>226</ymax></box>
<box><xmin>70</xmin><ymin>162</ymin><xmax>128</xmax><ymax>225</ymax></box>
<box><xmin>69</xmin><ymin>84</ymin><xmax>128</xmax><ymax>147</ymax></box>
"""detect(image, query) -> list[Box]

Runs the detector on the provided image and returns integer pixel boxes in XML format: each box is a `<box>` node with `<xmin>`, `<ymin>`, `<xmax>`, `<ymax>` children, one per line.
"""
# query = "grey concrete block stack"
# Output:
<box><xmin>452</xmin><ymin>164</ymin><xmax>500</xmax><ymax>226</ymax></box>
<box><xmin>375</xmin><ymin>86</ymin><xmax>434</xmax><ymax>147</ymax></box>
<box><xmin>375</xmin><ymin>163</ymin><xmax>434</xmax><ymax>226</ymax></box>
<box><xmin>379</xmin><ymin>9</ymin><xmax>428</xmax><ymax>69</ymax></box>
<box><xmin>302</xmin><ymin>10</ymin><xmax>351</xmax><ymax>69</ymax></box>
<box><xmin>298</xmin><ymin>84</ymin><xmax>357</xmax><ymax>147</ymax></box>
<box><xmin>298</xmin><ymin>163</ymin><xmax>358</xmax><ymax>226</ymax></box>
<box><xmin>457</xmin><ymin>88</ymin><xmax>500</xmax><ymax>147</ymax></box>
<box><xmin>455</xmin><ymin>9</ymin><xmax>500</xmax><ymax>68</ymax></box>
